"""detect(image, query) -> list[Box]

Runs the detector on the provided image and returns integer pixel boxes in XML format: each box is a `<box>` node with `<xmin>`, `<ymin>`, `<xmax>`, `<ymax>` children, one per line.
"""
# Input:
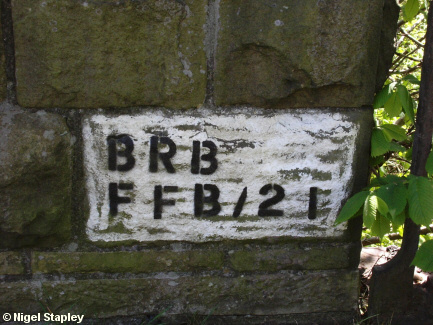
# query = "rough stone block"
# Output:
<box><xmin>0</xmin><ymin>281</ymin><xmax>42</xmax><ymax>314</ymax></box>
<box><xmin>0</xmin><ymin>103</ymin><xmax>72</xmax><ymax>248</ymax></box>
<box><xmin>215</xmin><ymin>0</ymin><xmax>386</xmax><ymax>108</ymax></box>
<box><xmin>32</xmin><ymin>250</ymin><xmax>224</xmax><ymax>273</ymax></box>
<box><xmin>12</xmin><ymin>0</ymin><xmax>207</xmax><ymax>108</ymax></box>
<box><xmin>0</xmin><ymin>270</ymin><xmax>358</xmax><ymax>318</ymax></box>
<box><xmin>229</xmin><ymin>243</ymin><xmax>353</xmax><ymax>272</ymax></box>
<box><xmin>0</xmin><ymin>252</ymin><xmax>25</xmax><ymax>275</ymax></box>
<box><xmin>0</xmin><ymin>5</ymin><xmax>6</xmax><ymax>102</ymax></box>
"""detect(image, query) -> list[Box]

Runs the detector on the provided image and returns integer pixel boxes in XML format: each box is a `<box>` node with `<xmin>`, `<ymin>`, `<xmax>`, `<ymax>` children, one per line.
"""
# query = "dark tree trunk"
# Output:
<box><xmin>368</xmin><ymin>2</ymin><xmax>433</xmax><ymax>318</ymax></box>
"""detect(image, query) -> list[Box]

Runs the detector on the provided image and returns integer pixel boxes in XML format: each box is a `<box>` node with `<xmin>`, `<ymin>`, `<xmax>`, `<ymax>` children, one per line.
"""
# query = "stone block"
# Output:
<box><xmin>0</xmin><ymin>281</ymin><xmax>42</xmax><ymax>314</ymax></box>
<box><xmin>229</xmin><ymin>243</ymin><xmax>353</xmax><ymax>272</ymax></box>
<box><xmin>0</xmin><ymin>270</ymin><xmax>358</xmax><ymax>318</ymax></box>
<box><xmin>12</xmin><ymin>0</ymin><xmax>207</xmax><ymax>108</ymax></box>
<box><xmin>0</xmin><ymin>5</ymin><xmax>6</xmax><ymax>102</ymax></box>
<box><xmin>32</xmin><ymin>250</ymin><xmax>224</xmax><ymax>273</ymax></box>
<box><xmin>215</xmin><ymin>0</ymin><xmax>386</xmax><ymax>108</ymax></box>
<box><xmin>0</xmin><ymin>103</ymin><xmax>72</xmax><ymax>248</ymax></box>
<box><xmin>0</xmin><ymin>252</ymin><xmax>25</xmax><ymax>275</ymax></box>
<box><xmin>83</xmin><ymin>107</ymin><xmax>373</xmax><ymax>243</ymax></box>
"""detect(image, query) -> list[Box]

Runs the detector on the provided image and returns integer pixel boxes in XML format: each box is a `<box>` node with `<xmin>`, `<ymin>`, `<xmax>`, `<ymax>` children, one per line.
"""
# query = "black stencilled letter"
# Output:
<box><xmin>191</xmin><ymin>140</ymin><xmax>218</xmax><ymax>175</ymax></box>
<box><xmin>308</xmin><ymin>187</ymin><xmax>318</xmax><ymax>220</ymax></box>
<box><xmin>109</xmin><ymin>182</ymin><xmax>133</xmax><ymax>216</ymax></box>
<box><xmin>107</xmin><ymin>134</ymin><xmax>135</xmax><ymax>172</ymax></box>
<box><xmin>194</xmin><ymin>184</ymin><xmax>221</xmax><ymax>217</ymax></box>
<box><xmin>149</xmin><ymin>136</ymin><xmax>177</xmax><ymax>173</ymax></box>
<box><xmin>191</xmin><ymin>141</ymin><xmax>201</xmax><ymax>174</ymax></box>
<box><xmin>154</xmin><ymin>185</ymin><xmax>179</xmax><ymax>219</ymax></box>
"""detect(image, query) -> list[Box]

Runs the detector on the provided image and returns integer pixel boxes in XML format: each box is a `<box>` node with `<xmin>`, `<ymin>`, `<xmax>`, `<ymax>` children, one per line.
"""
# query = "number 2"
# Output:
<box><xmin>258</xmin><ymin>184</ymin><xmax>285</xmax><ymax>216</ymax></box>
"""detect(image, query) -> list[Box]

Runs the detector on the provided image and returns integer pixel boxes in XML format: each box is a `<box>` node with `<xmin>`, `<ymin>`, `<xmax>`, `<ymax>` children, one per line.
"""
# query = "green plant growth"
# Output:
<box><xmin>335</xmin><ymin>0</ymin><xmax>433</xmax><ymax>271</ymax></box>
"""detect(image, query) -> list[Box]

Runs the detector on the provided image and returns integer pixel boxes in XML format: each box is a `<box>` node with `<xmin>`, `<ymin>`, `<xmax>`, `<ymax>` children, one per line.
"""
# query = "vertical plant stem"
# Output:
<box><xmin>368</xmin><ymin>2</ymin><xmax>433</xmax><ymax>318</ymax></box>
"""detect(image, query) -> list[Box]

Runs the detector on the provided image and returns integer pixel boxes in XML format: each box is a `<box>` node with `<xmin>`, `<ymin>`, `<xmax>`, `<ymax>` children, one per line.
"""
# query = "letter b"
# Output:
<box><xmin>107</xmin><ymin>134</ymin><xmax>135</xmax><ymax>172</ymax></box>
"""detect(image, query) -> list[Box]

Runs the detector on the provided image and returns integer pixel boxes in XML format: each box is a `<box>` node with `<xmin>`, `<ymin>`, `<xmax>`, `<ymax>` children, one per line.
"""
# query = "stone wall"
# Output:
<box><xmin>0</xmin><ymin>0</ymin><xmax>398</xmax><ymax>324</ymax></box>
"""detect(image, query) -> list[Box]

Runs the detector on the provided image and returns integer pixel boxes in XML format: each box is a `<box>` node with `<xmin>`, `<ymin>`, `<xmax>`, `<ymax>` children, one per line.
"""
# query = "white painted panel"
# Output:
<box><xmin>83</xmin><ymin>108</ymin><xmax>358</xmax><ymax>242</ymax></box>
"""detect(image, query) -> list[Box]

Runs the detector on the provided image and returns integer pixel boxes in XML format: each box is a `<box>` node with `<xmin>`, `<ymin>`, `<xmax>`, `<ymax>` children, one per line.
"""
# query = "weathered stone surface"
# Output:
<box><xmin>74</xmin><ymin>312</ymin><xmax>358</xmax><ymax>325</ymax></box>
<box><xmin>0</xmin><ymin>103</ymin><xmax>72</xmax><ymax>248</ymax></box>
<box><xmin>229</xmin><ymin>243</ymin><xmax>353</xmax><ymax>272</ymax></box>
<box><xmin>32</xmin><ymin>250</ymin><xmax>224</xmax><ymax>273</ymax></box>
<box><xmin>0</xmin><ymin>281</ymin><xmax>42</xmax><ymax>314</ymax></box>
<box><xmin>0</xmin><ymin>5</ymin><xmax>6</xmax><ymax>102</ymax></box>
<box><xmin>0</xmin><ymin>252</ymin><xmax>25</xmax><ymax>275</ymax></box>
<box><xmin>215</xmin><ymin>0</ymin><xmax>386</xmax><ymax>108</ymax></box>
<box><xmin>12</xmin><ymin>0</ymin><xmax>206</xmax><ymax>108</ymax></box>
<box><xmin>0</xmin><ymin>270</ymin><xmax>358</xmax><ymax>317</ymax></box>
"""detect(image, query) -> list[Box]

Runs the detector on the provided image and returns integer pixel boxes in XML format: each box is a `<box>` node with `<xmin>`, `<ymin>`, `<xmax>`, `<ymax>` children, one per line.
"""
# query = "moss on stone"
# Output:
<box><xmin>13</xmin><ymin>0</ymin><xmax>206</xmax><ymax>108</ymax></box>
<box><xmin>146</xmin><ymin>228</ymin><xmax>172</xmax><ymax>235</ymax></box>
<box><xmin>317</xmin><ymin>149</ymin><xmax>347</xmax><ymax>164</ymax></box>
<box><xmin>278</xmin><ymin>168</ymin><xmax>332</xmax><ymax>181</ymax></box>
<box><xmin>215</xmin><ymin>0</ymin><xmax>387</xmax><ymax>108</ymax></box>
<box><xmin>27</xmin><ymin>271</ymin><xmax>359</xmax><ymax>317</ymax></box>
<box><xmin>0</xmin><ymin>104</ymin><xmax>72</xmax><ymax>248</ymax></box>
<box><xmin>32</xmin><ymin>250</ymin><xmax>224</xmax><ymax>274</ymax></box>
<box><xmin>0</xmin><ymin>252</ymin><xmax>25</xmax><ymax>275</ymax></box>
<box><xmin>230</xmin><ymin>244</ymin><xmax>351</xmax><ymax>272</ymax></box>
<box><xmin>96</xmin><ymin>222</ymin><xmax>133</xmax><ymax>234</ymax></box>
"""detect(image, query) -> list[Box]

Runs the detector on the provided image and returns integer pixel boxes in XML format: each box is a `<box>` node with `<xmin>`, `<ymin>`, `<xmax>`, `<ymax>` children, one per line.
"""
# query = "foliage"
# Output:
<box><xmin>335</xmin><ymin>0</ymin><xmax>433</xmax><ymax>271</ymax></box>
<box><xmin>411</xmin><ymin>240</ymin><xmax>433</xmax><ymax>270</ymax></box>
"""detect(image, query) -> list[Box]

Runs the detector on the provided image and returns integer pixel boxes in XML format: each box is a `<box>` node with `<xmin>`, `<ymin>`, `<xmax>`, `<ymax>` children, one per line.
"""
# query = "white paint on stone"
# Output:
<box><xmin>83</xmin><ymin>108</ymin><xmax>359</xmax><ymax>242</ymax></box>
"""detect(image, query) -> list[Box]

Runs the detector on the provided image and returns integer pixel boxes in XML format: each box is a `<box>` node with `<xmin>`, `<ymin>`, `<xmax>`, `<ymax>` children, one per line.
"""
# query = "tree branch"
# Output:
<box><xmin>367</xmin><ymin>2</ymin><xmax>433</xmax><ymax>317</ymax></box>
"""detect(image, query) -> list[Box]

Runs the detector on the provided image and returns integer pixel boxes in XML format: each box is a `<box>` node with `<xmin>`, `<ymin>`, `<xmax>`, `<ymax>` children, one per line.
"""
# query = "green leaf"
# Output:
<box><xmin>393</xmin><ymin>210</ymin><xmax>407</xmax><ymax>227</ymax></box>
<box><xmin>403</xmin><ymin>0</ymin><xmax>420</xmax><ymax>22</ymax></box>
<box><xmin>363</xmin><ymin>194</ymin><xmax>378</xmax><ymax>228</ymax></box>
<box><xmin>335</xmin><ymin>191</ymin><xmax>370</xmax><ymax>225</ymax></box>
<box><xmin>405</xmin><ymin>147</ymin><xmax>413</xmax><ymax>160</ymax></box>
<box><xmin>397</xmin><ymin>85</ymin><xmax>415</xmax><ymax>124</ymax></box>
<box><xmin>376</xmin><ymin>196</ymin><xmax>389</xmax><ymax>216</ymax></box>
<box><xmin>380</xmin><ymin>124</ymin><xmax>407</xmax><ymax>142</ymax></box>
<box><xmin>384</xmin><ymin>92</ymin><xmax>402</xmax><ymax>117</ymax></box>
<box><xmin>411</xmin><ymin>240</ymin><xmax>433</xmax><ymax>272</ymax></box>
<box><xmin>369</xmin><ymin>178</ymin><xmax>389</xmax><ymax>187</ymax></box>
<box><xmin>384</xmin><ymin>175</ymin><xmax>406</xmax><ymax>184</ymax></box>
<box><xmin>371</xmin><ymin>128</ymin><xmax>391</xmax><ymax>157</ymax></box>
<box><xmin>408</xmin><ymin>176</ymin><xmax>433</xmax><ymax>226</ymax></box>
<box><xmin>426</xmin><ymin>151</ymin><xmax>433</xmax><ymax>175</ymax></box>
<box><xmin>373</xmin><ymin>84</ymin><xmax>394</xmax><ymax>109</ymax></box>
<box><xmin>371</xmin><ymin>214</ymin><xmax>391</xmax><ymax>238</ymax></box>
<box><xmin>403</xmin><ymin>74</ymin><xmax>421</xmax><ymax>85</ymax></box>
<box><xmin>389</xmin><ymin>142</ymin><xmax>407</xmax><ymax>153</ymax></box>
<box><xmin>370</xmin><ymin>175</ymin><xmax>405</xmax><ymax>188</ymax></box>
<box><xmin>376</xmin><ymin>183</ymin><xmax>407</xmax><ymax>218</ymax></box>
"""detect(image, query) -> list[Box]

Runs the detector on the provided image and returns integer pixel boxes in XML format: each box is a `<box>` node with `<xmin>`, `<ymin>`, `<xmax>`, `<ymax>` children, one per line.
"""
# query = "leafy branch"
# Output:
<box><xmin>335</xmin><ymin>0</ymin><xmax>433</xmax><ymax>314</ymax></box>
